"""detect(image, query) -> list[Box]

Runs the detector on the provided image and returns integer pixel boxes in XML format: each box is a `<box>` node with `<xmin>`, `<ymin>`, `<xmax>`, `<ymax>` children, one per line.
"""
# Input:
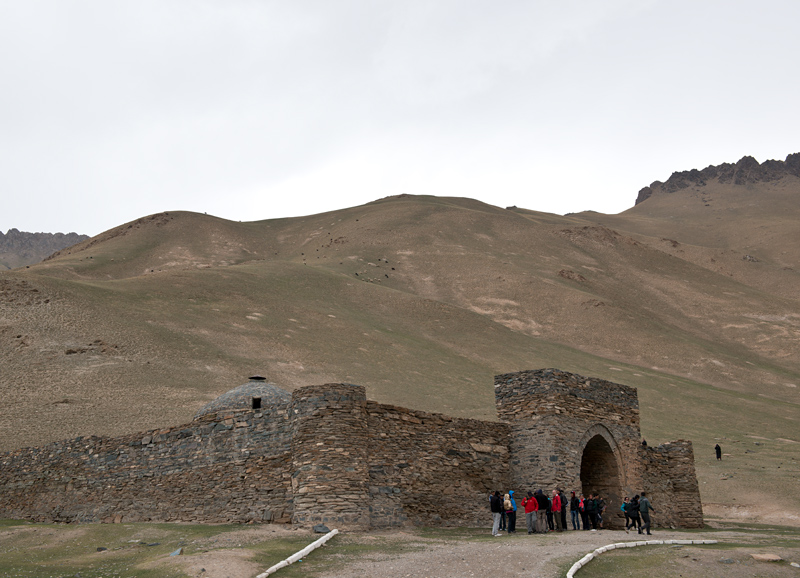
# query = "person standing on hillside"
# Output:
<box><xmin>638</xmin><ymin>491</ymin><xmax>655</xmax><ymax>535</ymax></box>
<box><xmin>715</xmin><ymin>444</ymin><xmax>722</xmax><ymax>460</ymax></box>
<box><xmin>522</xmin><ymin>491</ymin><xmax>539</xmax><ymax>534</ymax></box>
<box><xmin>490</xmin><ymin>491</ymin><xmax>503</xmax><ymax>536</ymax></box>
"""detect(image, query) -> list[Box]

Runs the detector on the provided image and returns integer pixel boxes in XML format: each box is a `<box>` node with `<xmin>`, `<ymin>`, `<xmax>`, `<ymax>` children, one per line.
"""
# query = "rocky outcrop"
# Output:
<box><xmin>0</xmin><ymin>229</ymin><xmax>89</xmax><ymax>270</ymax></box>
<box><xmin>635</xmin><ymin>153</ymin><xmax>800</xmax><ymax>205</ymax></box>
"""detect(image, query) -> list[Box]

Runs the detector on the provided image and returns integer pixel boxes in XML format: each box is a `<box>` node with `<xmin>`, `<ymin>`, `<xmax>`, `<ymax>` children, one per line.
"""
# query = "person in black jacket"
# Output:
<box><xmin>586</xmin><ymin>494</ymin><xmax>599</xmax><ymax>530</ymax></box>
<box><xmin>558</xmin><ymin>489</ymin><xmax>568</xmax><ymax>531</ymax></box>
<box><xmin>570</xmin><ymin>491</ymin><xmax>581</xmax><ymax>530</ymax></box>
<box><xmin>489</xmin><ymin>491</ymin><xmax>503</xmax><ymax>536</ymax></box>
<box><xmin>627</xmin><ymin>495</ymin><xmax>642</xmax><ymax>533</ymax></box>
<box><xmin>535</xmin><ymin>489</ymin><xmax>549</xmax><ymax>533</ymax></box>
<box><xmin>579</xmin><ymin>494</ymin><xmax>590</xmax><ymax>530</ymax></box>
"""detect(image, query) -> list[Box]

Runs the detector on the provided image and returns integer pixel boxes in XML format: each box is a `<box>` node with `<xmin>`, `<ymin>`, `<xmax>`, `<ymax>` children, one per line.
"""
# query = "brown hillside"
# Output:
<box><xmin>1</xmin><ymin>190</ymin><xmax>799</xmax><ymax>523</ymax></box>
<box><xmin>578</xmin><ymin>155</ymin><xmax>800</xmax><ymax>301</ymax></box>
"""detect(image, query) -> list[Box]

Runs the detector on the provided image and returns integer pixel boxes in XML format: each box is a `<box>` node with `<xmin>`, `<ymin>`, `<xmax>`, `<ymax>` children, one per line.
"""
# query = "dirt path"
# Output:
<box><xmin>313</xmin><ymin>527</ymin><xmax>799</xmax><ymax>578</ymax></box>
<box><xmin>166</xmin><ymin>526</ymin><xmax>799</xmax><ymax>578</ymax></box>
<box><xmin>316</xmin><ymin>528</ymin><xmax>697</xmax><ymax>578</ymax></box>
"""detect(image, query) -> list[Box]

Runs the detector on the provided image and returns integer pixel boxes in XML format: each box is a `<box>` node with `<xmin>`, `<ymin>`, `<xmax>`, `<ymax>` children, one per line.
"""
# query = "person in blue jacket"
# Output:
<box><xmin>506</xmin><ymin>490</ymin><xmax>518</xmax><ymax>533</ymax></box>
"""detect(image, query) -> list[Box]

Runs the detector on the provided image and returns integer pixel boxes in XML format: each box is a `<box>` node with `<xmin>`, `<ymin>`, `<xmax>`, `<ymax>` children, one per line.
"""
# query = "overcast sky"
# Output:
<box><xmin>2</xmin><ymin>1</ymin><xmax>798</xmax><ymax>236</ymax></box>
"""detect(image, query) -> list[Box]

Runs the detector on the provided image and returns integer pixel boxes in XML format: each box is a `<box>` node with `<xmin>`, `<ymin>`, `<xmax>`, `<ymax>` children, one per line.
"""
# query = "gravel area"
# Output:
<box><xmin>320</xmin><ymin>530</ymin><xmax>794</xmax><ymax>578</ymax></box>
<box><xmin>315</xmin><ymin>528</ymin><xmax>724</xmax><ymax>578</ymax></box>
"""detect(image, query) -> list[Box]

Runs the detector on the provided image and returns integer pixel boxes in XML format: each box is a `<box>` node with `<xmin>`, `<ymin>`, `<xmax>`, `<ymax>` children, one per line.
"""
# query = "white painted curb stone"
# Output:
<box><xmin>566</xmin><ymin>538</ymin><xmax>718</xmax><ymax>578</ymax></box>
<box><xmin>256</xmin><ymin>529</ymin><xmax>339</xmax><ymax>577</ymax></box>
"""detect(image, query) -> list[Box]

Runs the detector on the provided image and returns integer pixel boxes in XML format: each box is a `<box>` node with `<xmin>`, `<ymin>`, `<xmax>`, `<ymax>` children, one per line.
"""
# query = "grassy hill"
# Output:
<box><xmin>1</xmin><ymin>184</ymin><xmax>798</xmax><ymax>524</ymax></box>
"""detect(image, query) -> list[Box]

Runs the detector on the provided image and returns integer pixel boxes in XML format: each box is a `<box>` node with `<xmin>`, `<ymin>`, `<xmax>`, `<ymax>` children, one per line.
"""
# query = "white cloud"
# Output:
<box><xmin>0</xmin><ymin>0</ymin><xmax>798</xmax><ymax>235</ymax></box>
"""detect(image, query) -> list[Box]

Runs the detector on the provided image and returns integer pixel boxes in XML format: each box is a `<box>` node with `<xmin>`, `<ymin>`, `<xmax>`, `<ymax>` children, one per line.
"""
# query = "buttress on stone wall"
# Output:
<box><xmin>0</xmin><ymin>369</ymin><xmax>703</xmax><ymax>530</ymax></box>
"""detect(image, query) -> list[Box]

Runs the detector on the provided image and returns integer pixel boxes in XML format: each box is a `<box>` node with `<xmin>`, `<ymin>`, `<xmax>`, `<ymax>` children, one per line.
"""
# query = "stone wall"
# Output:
<box><xmin>0</xmin><ymin>370</ymin><xmax>703</xmax><ymax>530</ymax></box>
<box><xmin>0</xmin><ymin>405</ymin><xmax>294</xmax><ymax>524</ymax></box>
<box><xmin>0</xmin><ymin>385</ymin><xmax>510</xmax><ymax>529</ymax></box>
<box><xmin>365</xmin><ymin>401</ymin><xmax>510</xmax><ymax>528</ymax></box>
<box><xmin>287</xmin><ymin>384</ymin><xmax>511</xmax><ymax>530</ymax></box>
<box><xmin>637</xmin><ymin>441</ymin><xmax>704</xmax><ymax>528</ymax></box>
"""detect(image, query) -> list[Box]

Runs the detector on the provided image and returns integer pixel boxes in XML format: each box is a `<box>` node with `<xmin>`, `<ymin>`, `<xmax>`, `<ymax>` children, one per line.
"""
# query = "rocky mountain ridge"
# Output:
<box><xmin>635</xmin><ymin>152</ymin><xmax>800</xmax><ymax>204</ymax></box>
<box><xmin>0</xmin><ymin>229</ymin><xmax>89</xmax><ymax>270</ymax></box>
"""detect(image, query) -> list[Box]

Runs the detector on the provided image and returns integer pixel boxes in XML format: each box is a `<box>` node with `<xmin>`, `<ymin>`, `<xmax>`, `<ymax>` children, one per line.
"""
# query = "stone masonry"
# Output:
<box><xmin>495</xmin><ymin>369</ymin><xmax>702</xmax><ymax>529</ymax></box>
<box><xmin>0</xmin><ymin>369</ymin><xmax>703</xmax><ymax>530</ymax></box>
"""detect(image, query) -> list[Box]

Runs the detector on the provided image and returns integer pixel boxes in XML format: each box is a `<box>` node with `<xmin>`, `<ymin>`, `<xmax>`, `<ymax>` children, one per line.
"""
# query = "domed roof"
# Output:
<box><xmin>194</xmin><ymin>377</ymin><xmax>291</xmax><ymax>419</ymax></box>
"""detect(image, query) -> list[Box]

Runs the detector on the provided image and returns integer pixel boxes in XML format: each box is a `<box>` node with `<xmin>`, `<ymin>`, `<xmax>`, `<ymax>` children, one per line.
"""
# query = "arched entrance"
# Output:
<box><xmin>579</xmin><ymin>429</ymin><xmax>624</xmax><ymax>529</ymax></box>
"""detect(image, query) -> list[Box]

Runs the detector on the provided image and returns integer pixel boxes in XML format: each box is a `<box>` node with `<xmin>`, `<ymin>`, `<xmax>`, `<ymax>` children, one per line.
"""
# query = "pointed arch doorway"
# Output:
<box><xmin>579</xmin><ymin>428</ymin><xmax>624</xmax><ymax>529</ymax></box>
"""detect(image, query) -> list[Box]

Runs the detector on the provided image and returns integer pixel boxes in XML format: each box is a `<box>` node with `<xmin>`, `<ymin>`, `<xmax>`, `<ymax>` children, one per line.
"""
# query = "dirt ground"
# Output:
<box><xmin>2</xmin><ymin>520</ymin><xmax>798</xmax><ymax>578</ymax></box>
<box><xmin>152</xmin><ymin>526</ymin><xmax>298</xmax><ymax>578</ymax></box>
<box><xmin>159</xmin><ymin>525</ymin><xmax>798</xmax><ymax>578</ymax></box>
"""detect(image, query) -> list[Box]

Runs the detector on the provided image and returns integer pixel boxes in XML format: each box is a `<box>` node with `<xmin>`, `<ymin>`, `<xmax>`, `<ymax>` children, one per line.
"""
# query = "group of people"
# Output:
<box><xmin>621</xmin><ymin>492</ymin><xmax>656</xmax><ymax>535</ymax></box>
<box><xmin>489</xmin><ymin>489</ymin><xmax>655</xmax><ymax>536</ymax></box>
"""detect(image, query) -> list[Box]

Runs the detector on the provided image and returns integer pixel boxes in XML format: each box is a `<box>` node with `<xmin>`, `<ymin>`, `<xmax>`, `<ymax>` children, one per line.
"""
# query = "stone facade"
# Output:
<box><xmin>0</xmin><ymin>369</ymin><xmax>703</xmax><ymax>530</ymax></box>
<box><xmin>0</xmin><ymin>404</ymin><xmax>295</xmax><ymax>524</ymax></box>
<box><xmin>495</xmin><ymin>369</ymin><xmax>702</xmax><ymax>529</ymax></box>
<box><xmin>364</xmin><ymin>400</ymin><xmax>510</xmax><ymax>528</ymax></box>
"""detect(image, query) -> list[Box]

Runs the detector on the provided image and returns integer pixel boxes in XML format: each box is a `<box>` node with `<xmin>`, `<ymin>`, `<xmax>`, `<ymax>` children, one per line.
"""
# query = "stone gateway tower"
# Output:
<box><xmin>0</xmin><ymin>369</ymin><xmax>703</xmax><ymax>530</ymax></box>
<box><xmin>496</xmin><ymin>370</ymin><xmax>640</xmax><ymax>526</ymax></box>
<box><xmin>495</xmin><ymin>369</ymin><xmax>702</xmax><ymax>529</ymax></box>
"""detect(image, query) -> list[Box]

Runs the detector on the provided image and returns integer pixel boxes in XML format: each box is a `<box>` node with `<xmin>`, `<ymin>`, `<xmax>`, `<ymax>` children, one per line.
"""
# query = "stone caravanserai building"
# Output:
<box><xmin>0</xmin><ymin>369</ymin><xmax>703</xmax><ymax>530</ymax></box>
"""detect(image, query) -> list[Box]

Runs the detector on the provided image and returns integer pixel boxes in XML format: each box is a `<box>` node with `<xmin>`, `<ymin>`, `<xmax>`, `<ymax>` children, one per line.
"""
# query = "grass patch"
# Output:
<box><xmin>0</xmin><ymin>522</ymin><xmax>432</xmax><ymax>578</ymax></box>
<box><xmin>572</xmin><ymin>531</ymin><xmax>800</xmax><ymax>578</ymax></box>
<box><xmin>0</xmin><ymin>521</ymin><xmax>261</xmax><ymax>578</ymax></box>
<box><xmin>705</xmin><ymin>521</ymin><xmax>800</xmax><ymax>534</ymax></box>
<box><xmin>575</xmin><ymin>545</ymin><xmax>799</xmax><ymax>578</ymax></box>
<box><xmin>576</xmin><ymin>547</ymin><xmax>672</xmax><ymax>577</ymax></box>
<box><xmin>0</xmin><ymin>519</ymin><xmax>29</xmax><ymax>528</ymax></box>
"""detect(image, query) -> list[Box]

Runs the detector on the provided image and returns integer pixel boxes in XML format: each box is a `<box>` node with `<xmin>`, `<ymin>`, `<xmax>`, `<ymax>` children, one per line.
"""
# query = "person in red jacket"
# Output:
<box><xmin>522</xmin><ymin>491</ymin><xmax>539</xmax><ymax>534</ymax></box>
<box><xmin>551</xmin><ymin>490</ymin><xmax>563</xmax><ymax>531</ymax></box>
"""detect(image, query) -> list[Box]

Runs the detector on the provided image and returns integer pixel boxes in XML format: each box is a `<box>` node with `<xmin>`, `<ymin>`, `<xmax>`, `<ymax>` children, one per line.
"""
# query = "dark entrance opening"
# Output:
<box><xmin>252</xmin><ymin>397</ymin><xmax>262</xmax><ymax>410</ymax></box>
<box><xmin>580</xmin><ymin>434</ymin><xmax>623</xmax><ymax>529</ymax></box>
